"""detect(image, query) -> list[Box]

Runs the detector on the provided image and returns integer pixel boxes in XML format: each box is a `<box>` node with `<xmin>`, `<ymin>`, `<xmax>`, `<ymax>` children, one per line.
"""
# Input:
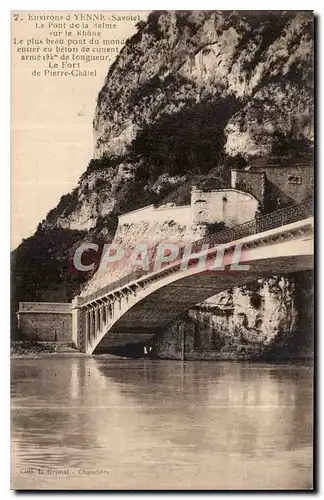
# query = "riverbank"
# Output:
<box><xmin>11</xmin><ymin>341</ymin><xmax>83</xmax><ymax>358</ymax></box>
<box><xmin>10</xmin><ymin>341</ymin><xmax>135</xmax><ymax>359</ymax></box>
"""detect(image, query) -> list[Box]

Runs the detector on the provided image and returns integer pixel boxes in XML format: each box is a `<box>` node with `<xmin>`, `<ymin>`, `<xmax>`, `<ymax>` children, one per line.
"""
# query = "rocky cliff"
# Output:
<box><xmin>94</xmin><ymin>11</ymin><xmax>313</xmax><ymax>160</ymax></box>
<box><xmin>154</xmin><ymin>272</ymin><xmax>313</xmax><ymax>360</ymax></box>
<box><xmin>12</xmin><ymin>11</ymin><xmax>314</xmax><ymax>355</ymax></box>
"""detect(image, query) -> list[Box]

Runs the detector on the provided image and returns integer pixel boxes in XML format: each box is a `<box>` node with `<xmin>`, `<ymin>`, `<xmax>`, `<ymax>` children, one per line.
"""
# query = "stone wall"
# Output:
<box><xmin>231</xmin><ymin>170</ymin><xmax>266</xmax><ymax>205</ymax></box>
<box><xmin>232</xmin><ymin>164</ymin><xmax>313</xmax><ymax>211</ymax></box>
<box><xmin>191</xmin><ymin>188</ymin><xmax>259</xmax><ymax>226</ymax></box>
<box><xmin>118</xmin><ymin>204</ymin><xmax>192</xmax><ymax>226</ymax></box>
<box><xmin>17</xmin><ymin>302</ymin><xmax>72</xmax><ymax>342</ymax></box>
<box><xmin>118</xmin><ymin>187</ymin><xmax>259</xmax><ymax>232</ymax></box>
<box><xmin>263</xmin><ymin>165</ymin><xmax>314</xmax><ymax>210</ymax></box>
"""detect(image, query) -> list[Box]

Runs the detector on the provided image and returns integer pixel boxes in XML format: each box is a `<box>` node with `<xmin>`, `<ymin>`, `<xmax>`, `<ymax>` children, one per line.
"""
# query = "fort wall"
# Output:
<box><xmin>17</xmin><ymin>302</ymin><xmax>72</xmax><ymax>342</ymax></box>
<box><xmin>118</xmin><ymin>188</ymin><xmax>259</xmax><ymax>230</ymax></box>
<box><xmin>118</xmin><ymin>204</ymin><xmax>192</xmax><ymax>226</ymax></box>
<box><xmin>191</xmin><ymin>188</ymin><xmax>259</xmax><ymax>226</ymax></box>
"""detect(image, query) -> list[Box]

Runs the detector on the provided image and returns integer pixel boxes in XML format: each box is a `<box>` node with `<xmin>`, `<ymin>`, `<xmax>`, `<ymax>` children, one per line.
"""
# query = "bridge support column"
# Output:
<box><xmin>98</xmin><ymin>306</ymin><xmax>102</xmax><ymax>334</ymax></box>
<box><xmin>71</xmin><ymin>297</ymin><xmax>86</xmax><ymax>352</ymax></box>
<box><xmin>97</xmin><ymin>307</ymin><xmax>101</xmax><ymax>335</ymax></box>
<box><xmin>85</xmin><ymin>310</ymin><xmax>90</xmax><ymax>348</ymax></box>
<box><xmin>100</xmin><ymin>305</ymin><xmax>105</xmax><ymax>329</ymax></box>
<box><xmin>90</xmin><ymin>309</ymin><xmax>95</xmax><ymax>341</ymax></box>
<box><xmin>102</xmin><ymin>305</ymin><xmax>105</xmax><ymax>328</ymax></box>
<box><xmin>95</xmin><ymin>307</ymin><xmax>99</xmax><ymax>339</ymax></box>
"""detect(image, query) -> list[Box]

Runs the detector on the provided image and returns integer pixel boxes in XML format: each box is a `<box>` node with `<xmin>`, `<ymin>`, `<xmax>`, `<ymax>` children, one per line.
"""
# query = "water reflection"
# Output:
<box><xmin>11</xmin><ymin>358</ymin><xmax>313</xmax><ymax>490</ymax></box>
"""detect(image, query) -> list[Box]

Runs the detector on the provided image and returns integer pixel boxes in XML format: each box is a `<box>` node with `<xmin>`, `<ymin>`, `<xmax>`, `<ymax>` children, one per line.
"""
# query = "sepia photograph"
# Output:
<box><xmin>10</xmin><ymin>9</ymin><xmax>314</xmax><ymax>491</ymax></box>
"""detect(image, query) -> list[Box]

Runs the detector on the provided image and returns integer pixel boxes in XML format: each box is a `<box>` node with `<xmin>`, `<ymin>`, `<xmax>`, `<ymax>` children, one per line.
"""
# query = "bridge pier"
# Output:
<box><xmin>71</xmin><ymin>297</ymin><xmax>86</xmax><ymax>352</ymax></box>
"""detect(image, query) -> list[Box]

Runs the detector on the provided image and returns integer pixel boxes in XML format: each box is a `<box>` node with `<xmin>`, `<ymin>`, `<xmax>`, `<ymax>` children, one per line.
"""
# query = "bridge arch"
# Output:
<box><xmin>78</xmin><ymin>217</ymin><xmax>313</xmax><ymax>354</ymax></box>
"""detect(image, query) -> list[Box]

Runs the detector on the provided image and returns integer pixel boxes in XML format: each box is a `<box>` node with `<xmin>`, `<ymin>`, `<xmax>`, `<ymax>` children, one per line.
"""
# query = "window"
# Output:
<box><xmin>288</xmin><ymin>175</ymin><xmax>302</xmax><ymax>185</ymax></box>
<box><xmin>222</xmin><ymin>196</ymin><xmax>227</xmax><ymax>217</ymax></box>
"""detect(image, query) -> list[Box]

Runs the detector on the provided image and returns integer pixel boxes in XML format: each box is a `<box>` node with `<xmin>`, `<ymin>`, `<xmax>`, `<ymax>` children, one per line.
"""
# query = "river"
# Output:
<box><xmin>11</xmin><ymin>357</ymin><xmax>313</xmax><ymax>490</ymax></box>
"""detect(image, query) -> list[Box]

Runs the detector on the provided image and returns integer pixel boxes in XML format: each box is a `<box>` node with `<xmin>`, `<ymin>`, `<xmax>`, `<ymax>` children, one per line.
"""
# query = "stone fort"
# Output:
<box><xmin>17</xmin><ymin>302</ymin><xmax>72</xmax><ymax>342</ymax></box>
<box><xmin>118</xmin><ymin>157</ymin><xmax>313</xmax><ymax>228</ymax></box>
<box><xmin>17</xmin><ymin>157</ymin><xmax>313</xmax><ymax>343</ymax></box>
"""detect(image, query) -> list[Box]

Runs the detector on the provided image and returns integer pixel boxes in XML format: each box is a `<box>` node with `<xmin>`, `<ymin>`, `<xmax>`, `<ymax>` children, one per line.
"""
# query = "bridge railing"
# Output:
<box><xmin>79</xmin><ymin>197</ymin><xmax>313</xmax><ymax>306</ymax></box>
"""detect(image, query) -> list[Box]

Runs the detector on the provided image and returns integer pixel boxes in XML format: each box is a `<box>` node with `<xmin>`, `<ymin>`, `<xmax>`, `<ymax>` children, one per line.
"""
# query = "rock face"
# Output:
<box><xmin>94</xmin><ymin>11</ymin><xmax>313</xmax><ymax>160</ymax></box>
<box><xmin>154</xmin><ymin>273</ymin><xmax>313</xmax><ymax>360</ymax></box>
<box><xmin>80</xmin><ymin>216</ymin><xmax>206</xmax><ymax>297</ymax></box>
<box><xmin>12</xmin><ymin>11</ymin><xmax>314</xmax><ymax>356</ymax></box>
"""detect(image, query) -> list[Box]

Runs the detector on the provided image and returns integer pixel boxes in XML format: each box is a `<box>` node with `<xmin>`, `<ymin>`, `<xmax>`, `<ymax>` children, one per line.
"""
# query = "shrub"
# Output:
<box><xmin>46</xmin><ymin>187</ymin><xmax>79</xmax><ymax>221</ymax></box>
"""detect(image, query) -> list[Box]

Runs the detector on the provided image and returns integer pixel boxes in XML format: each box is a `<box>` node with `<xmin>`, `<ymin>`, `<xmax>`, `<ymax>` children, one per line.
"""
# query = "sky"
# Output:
<box><xmin>11</xmin><ymin>11</ymin><xmax>149</xmax><ymax>249</ymax></box>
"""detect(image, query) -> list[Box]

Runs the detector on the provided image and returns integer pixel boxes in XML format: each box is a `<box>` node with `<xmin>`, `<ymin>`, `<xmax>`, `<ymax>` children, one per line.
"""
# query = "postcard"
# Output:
<box><xmin>11</xmin><ymin>10</ymin><xmax>314</xmax><ymax>490</ymax></box>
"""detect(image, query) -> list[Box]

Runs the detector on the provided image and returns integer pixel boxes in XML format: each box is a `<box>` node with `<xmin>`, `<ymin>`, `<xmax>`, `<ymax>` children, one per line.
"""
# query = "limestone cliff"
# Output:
<box><xmin>80</xmin><ymin>215</ymin><xmax>207</xmax><ymax>296</ymax></box>
<box><xmin>12</xmin><ymin>11</ymin><xmax>314</xmax><ymax>355</ymax></box>
<box><xmin>94</xmin><ymin>11</ymin><xmax>313</xmax><ymax>161</ymax></box>
<box><xmin>154</xmin><ymin>273</ymin><xmax>313</xmax><ymax>360</ymax></box>
<box><xmin>38</xmin><ymin>10</ymin><xmax>313</xmax><ymax>239</ymax></box>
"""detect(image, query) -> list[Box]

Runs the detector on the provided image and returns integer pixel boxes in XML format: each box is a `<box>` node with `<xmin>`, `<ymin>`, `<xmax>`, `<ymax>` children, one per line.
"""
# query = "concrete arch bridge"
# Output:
<box><xmin>71</xmin><ymin>199</ymin><xmax>314</xmax><ymax>354</ymax></box>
